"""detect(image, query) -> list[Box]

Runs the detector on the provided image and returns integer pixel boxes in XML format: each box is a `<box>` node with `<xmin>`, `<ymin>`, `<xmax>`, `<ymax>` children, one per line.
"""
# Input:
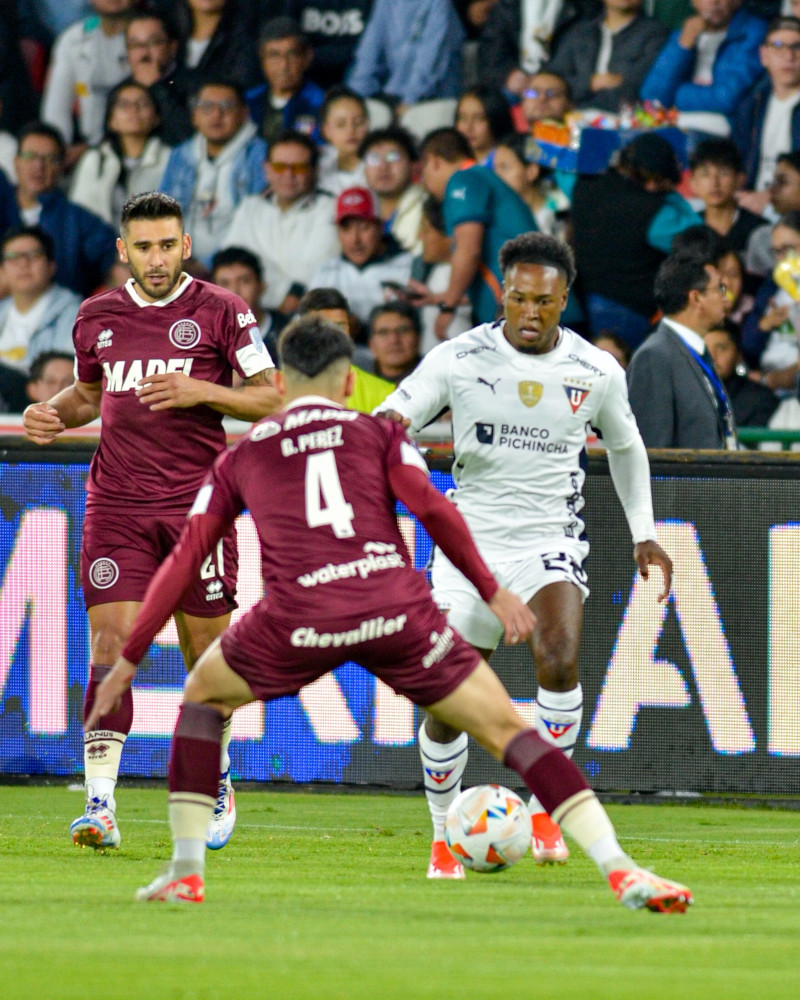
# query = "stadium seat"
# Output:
<box><xmin>400</xmin><ymin>99</ymin><xmax>458</xmax><ymax>142</ymax></box>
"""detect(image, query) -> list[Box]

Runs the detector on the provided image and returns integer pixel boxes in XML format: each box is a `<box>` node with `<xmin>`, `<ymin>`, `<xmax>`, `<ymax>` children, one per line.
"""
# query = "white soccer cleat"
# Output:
<box><xmin>608</xmin><ymin>867</ymin><xmax>693</xmax><ymax>913</ymax></box>
<box><xmin>136</xmin><ymin>867</ymin><xmax>205</xmax><ymax>904</ymax></box>
<box><xmin>70</xmin><ymin>796</ymin><xmax>121</xmax><ymax>850</ymax></box>
<box><xmin>206</xmin><ymin>770</ymin><xmax>236</xmax><ymax>850</ymax></box>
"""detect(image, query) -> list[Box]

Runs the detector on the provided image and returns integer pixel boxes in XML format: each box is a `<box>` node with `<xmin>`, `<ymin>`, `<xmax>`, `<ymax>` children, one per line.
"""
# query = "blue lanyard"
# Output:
<box><xmin>683</xmin><ymin>340</ymin><xmax>737</xmax><ymax>439</ymax></box>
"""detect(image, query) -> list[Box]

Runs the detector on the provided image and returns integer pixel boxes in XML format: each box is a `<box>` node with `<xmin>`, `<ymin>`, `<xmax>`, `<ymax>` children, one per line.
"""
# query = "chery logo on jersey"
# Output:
<box><xmin>518</xmin><ymin>380</ymin><xmax>543</xmax><ymax>407</ymax></box>
<box><xmin>563</xmin><ymin>380</ymin><xmax>591</xmax><ymax>413</ymax></box>
<box><xmin>103</xmin><ymin>358</ymin><xmax>195</xmax><ymax>392</ymax></box>
<box><xmin>169</xmin><ymin>318</ymin><xmax>201</xmax><ymax>349</ymax></box>
<box><xmin>476</xmin><ymin>421</ymin><xmax>495</xmax><ymax>444</ymax></box>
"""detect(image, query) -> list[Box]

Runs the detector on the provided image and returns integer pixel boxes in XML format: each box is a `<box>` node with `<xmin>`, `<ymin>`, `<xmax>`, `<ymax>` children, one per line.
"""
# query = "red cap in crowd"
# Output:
<box><xmin>335</xmin><ymin>187</ymin><xmax>379</xmax><ymax>224</ymax></box>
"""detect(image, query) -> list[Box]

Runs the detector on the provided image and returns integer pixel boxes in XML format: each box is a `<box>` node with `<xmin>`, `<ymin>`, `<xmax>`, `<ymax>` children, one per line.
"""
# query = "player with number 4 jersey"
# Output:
<box><xmin>377</xmin><ymin>233</ymin><xmax>673</xmax><ymax>877</ymax></box>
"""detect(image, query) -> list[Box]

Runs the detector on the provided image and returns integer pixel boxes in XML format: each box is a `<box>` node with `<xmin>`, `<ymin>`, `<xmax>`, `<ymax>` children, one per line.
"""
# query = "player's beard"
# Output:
<box><xmin>129</xmin><ymin>260</ymin><xmax>184</xmax><ymax>301</ymax></box>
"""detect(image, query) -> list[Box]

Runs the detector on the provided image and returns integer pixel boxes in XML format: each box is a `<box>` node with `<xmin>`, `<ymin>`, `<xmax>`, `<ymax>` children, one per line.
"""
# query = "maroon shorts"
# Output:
<box><xmin>220</xmin><ymin>597</ymin><xmax>481</xmax><ymax>706</ymax></box>
<box><xmin>81</xmin><ymin>507</ymin><xmax>238</xmax><ymax>618</ymax></box>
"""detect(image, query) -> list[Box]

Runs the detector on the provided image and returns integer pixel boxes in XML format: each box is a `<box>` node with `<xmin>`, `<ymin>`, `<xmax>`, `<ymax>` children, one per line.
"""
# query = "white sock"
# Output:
<box><xmin>173</xmin><ymin>838</ymin><xmax>207</xmax><ymax>873</ymax></box>
<box><xmin>418</xmin><ymin>724</ymin><xmax>468</xmax><ymax>841</ymax></box>
<box><xmin>86</xmin><ymin>777</ymin><xmax>117</xmax><ymax>812</ymax></box>
<box><xmin>551</xmin><ymin>789</ymin><xmax>632</xmax><ymax>876</ymax></box>
<box><xmin>530</xmin><ymin>684</ymin><xmax>583</xmax><ymax>815</ymax></box>
<box><xmin>168</xmin><ymin>793</ymin><xmax>214</xmax><ymax>873</ymax></box>
<box><xmin>220</xmin><ymin>717</ymin><xmax>232</xmax><ymax>774</ymax></box>
<box><xmin>84</xmin><ymin>730</ymin><xmax>126</xmax><ymax>812</ymax></box>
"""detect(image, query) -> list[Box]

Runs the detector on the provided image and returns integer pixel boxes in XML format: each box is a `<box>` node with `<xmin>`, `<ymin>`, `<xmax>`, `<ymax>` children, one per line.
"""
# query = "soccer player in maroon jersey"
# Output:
<box><xmin>87</xmin><ymin>316</ymin><xmax>692</xmax><ymax>912</ymax></box>
<box><xmin>22</xmin><ymin>191</ymin><xmax>281</xmax><ymax>854</ymax></box>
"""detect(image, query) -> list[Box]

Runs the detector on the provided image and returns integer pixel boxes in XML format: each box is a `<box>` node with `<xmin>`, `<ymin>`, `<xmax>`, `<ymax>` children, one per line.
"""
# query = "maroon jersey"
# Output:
<box><xmin>73</xmin><ymin>276</ymin><xmax>273</xmax><ymax>513</ymax></box>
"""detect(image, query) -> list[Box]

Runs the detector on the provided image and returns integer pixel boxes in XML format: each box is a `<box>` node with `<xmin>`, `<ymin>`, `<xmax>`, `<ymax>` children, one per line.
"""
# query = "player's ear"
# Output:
<box><xmin>116</xmin><ymin>237</ymin><xmax>128</xmax><ymax>263</ymax></box>
<box><xmin>344</xmin><ymin>367</ymin><xmax>356</xmax><ymax>398</ymax></box>
<box><xmin>182</xmin><ymin>233</ymin><xmax>192</xmax><ymax>260</ymax></box>
<box><xmin>273</xmin><ymin>369</ymin><xmax>286</xmax><ymax>396</ymax></box>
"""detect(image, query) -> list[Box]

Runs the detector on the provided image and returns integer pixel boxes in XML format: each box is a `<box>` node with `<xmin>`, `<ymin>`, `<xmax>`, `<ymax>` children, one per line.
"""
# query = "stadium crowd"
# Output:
<box><xmin>2</xmin><ymin>0</ymin><xmax>800</xmax><ymax>442</ymax></box>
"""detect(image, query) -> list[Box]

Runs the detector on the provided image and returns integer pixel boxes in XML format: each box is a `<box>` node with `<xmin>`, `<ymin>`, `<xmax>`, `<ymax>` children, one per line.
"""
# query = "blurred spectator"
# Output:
<box><xmin>0</xmin><ymin>226</ymin><xmax>81</xmax><ymax>375</ymax></box>
<box><xmin>361</xmin><ymin>126</ymin><xmax>425</xmax><ymax>252</ymax></box>
<box><xmin>366</xmin><ymin>300</ymin><xmax>424</xmax><ymax>383</ymax></box>
<box><xmin>414</xmin><ymin>127</ymin><xmax>535</xmax><ymax>337</ymax></box>
<box><xmin>246</xmin><ymin>17</ymin><xmax>324</xmax><ymax>146</ymax></box>
<box><xmin>592</xmin><ymin>329</ymin><xmax>632</xmax><ymax>367</ymax></box>
<box><xmin>627</xmin><ymin>253</ymin><xmax>735</xmax><ymax>448</ymax></box>
<box><xmin>296</xmin><ymin>286</ymin><xmax>396</xmax><ymax>411</ymax></box>
<box><xmin>0</xmin><ymin>7</ymin><xmax>40</xmax><ymax>134</ymax></box>
<box><xmin>282</xmin><ymin>1</ymin><xmax>374</xmax><ymax>90</ymax></box>
<box><xmin>493</xmin><ymin>133</ymin><xmax>571</xmax><ymax>238</ymax></box>
<box><xmin>640</xmin><ymin>0</ymin><xmax>767</xmax><ymax>117</ymax></box>
<box><xmin>26</xmin><ymin>350</ymin><xmax>77</xmax><ymax>404</ymax></box>
<box><xmin>545</xmin><ymin>0</ymin><xmax>668</xmax><ymax>112</ymax></box>
<box><xmin>688</xmin><ymin>137</ymin><xmax>768</xmax><ymax>254</ymax></box>
<box><xmin>516</xmin><ymin>71</ymin><xmax>573</xmax><ymax>130</ymax></box>
<box><xmin>0</xmin><ymin>362</ymin><xmax>28</xmax><ymax>412</ymax></box>
<box><xmin>18</xmin><ymin>3</ymin><xmax>93</xmax><ymax>44</ymax></box>
<box><xmin>409</xmin><ymin>195</ymin><xmax>474</xmax><ymax>353</ymax></box>
<box><xmin>732</xmin><ymin>16</ymin><xmax>800</xmax><ymax>215</ymax></box>
<box><xmin>224</xmin><ymin>130</ymin><xmax>338</xmax><ymax>313</ymax></box>
<box><xmin>173</xmin><ymin>0</ymin><xmax>262</xmax><ymax>95</ymax></box>
<box><xmin>717</xmin><ymin>245</ymin><xmax>754</xmax><ymax>328</ymax></box>
<box><xmin>210</xmin><ymin>245</ymin><xmax>286</xmax><ymax>359</ymax></box>
<box><xmin>571</xmin><ymin>132</ymin><xmax>702</xmax><ymax>347</ymax></box>
<box><xmin>742</xmin><ymin>209</ymin><xmax>800</xmax><ymax>387</ymax></box>
<box><xmin>160</xmin><ymin>80</ymin><xmax>267</xmax><ymax>266</ymax></box>
<box><xmin>745</xmin><ymin>149</ymin><xmax>800</xmax><ymax>274</ymax></box>
<box><xmin>705</xmin><ymin>320</ymin><xmax>781</xmax><ymax>425</ymax></box>
<box><xmin>309</xmin><ymin>187</ymin><xmax>413</xmax><ymax>325</ymax></box>
<box><xmin>317</xmin><ymin>86</ymin><xmax>369</xmax><ymax>194</ymax></box>
<box><xmin>124</xmin><ymin>11</ymin><xmax>193</xmax><ymax>147</ymax></box>
<box><xmin>476</xmin><ymin>0</ymin><xmax>602</xmax><ymax>95</ymax></box>
<box><xmin>41</xmin><ymin>0</ymin><xmax>135</xmax><ymax>165</ymax></box>
<box><xmin>0</xmin><ymin>99</ymin><xmax>17</xmax><ymax>182</ymax></box>
<box><xmin>69</xmin><ymin>81</ymin><xmax>172</xmax><ymax>225</ymax></box>
<box><xmin>454</xmin><ymin>85</ymin><xmax>515</xmax><ymax>167</ymax></box>
<box><xmin>347</xmin><ymin>0</ymin><xmax>466</xmax><ymax>107</ymax></box>
<box><xmin>0</xmin><ymin>123</ymin><xmax>117</xmax><ymax>297</ymax></box>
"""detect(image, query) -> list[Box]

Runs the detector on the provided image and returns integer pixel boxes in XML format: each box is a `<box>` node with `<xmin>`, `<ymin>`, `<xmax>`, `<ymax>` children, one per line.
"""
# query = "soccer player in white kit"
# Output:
<box><xmin>378</xmin><ymin>233</ymin><xmax>673</xmax><ymax>878</ymax></box>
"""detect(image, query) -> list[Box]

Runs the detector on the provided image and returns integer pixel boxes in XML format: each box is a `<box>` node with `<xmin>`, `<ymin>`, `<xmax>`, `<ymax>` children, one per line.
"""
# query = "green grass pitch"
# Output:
<box><xmin>1</xmin><ymin>786</ymin><xmax>799</xmax><ymax>1000</ymax></box>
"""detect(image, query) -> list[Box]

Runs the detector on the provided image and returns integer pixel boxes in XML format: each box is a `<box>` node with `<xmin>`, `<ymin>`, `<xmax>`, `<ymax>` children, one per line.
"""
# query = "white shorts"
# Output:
<box><xmin>431</xmin><ymin>538</ymin><xmax>590</xmax><ymax>650</ymax></box>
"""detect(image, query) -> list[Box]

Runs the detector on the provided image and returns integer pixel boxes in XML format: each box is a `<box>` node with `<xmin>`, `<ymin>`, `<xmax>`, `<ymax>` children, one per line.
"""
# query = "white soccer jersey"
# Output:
<box><xmin>381</xmin><ymin>321</ymin><xmax>646</xmax><ymax>560</ymax></box>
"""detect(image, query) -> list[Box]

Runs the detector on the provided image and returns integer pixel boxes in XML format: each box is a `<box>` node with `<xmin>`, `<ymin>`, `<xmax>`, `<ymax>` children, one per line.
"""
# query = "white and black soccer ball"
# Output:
<box><xmin>444</xmin><ymin>784</ymin><xmax>531</xmax><ymax>873</ymax></box>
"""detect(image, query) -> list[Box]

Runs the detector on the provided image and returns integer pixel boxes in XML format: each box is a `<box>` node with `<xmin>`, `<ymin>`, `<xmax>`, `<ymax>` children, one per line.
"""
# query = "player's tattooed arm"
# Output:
<box><xmin>22</xmin><ymin>379</ymin><xmax>102</xmax><ymax>445</ymax></box>
<box><xmin>136</xmin><ymin>368</ymin><xmax>283</xmax><ymax>420</ymax></box>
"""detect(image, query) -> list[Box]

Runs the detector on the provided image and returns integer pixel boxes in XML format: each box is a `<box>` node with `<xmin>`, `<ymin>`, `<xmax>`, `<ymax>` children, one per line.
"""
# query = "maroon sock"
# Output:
<box><xmin>168</xmin><ymin>703</ymin><xmax>224</xmax><ymax>799</ymax></box>
<box><xmin>83</xmin><ymin>664</ymin><xmax>134</xmax><ymax>734</ymax></box>
<box><xmin>503</xmin><ymin>728</ymin><xmax>589</xmax><ymax>815</ymax></box>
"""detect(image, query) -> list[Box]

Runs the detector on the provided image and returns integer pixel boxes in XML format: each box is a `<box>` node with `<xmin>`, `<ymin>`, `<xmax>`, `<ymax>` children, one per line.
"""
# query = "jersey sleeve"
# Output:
<box><xmin>591</xmin><ymin>360</ymin><xmax>642</xmax><ymax>451</ymax></box>
<box><xmin>219</xmin><ymin>293</ymin><xmax>275</xmax><ymax>379</ymax></box>
<box><xmin>444</xmin><ymin>169</ymin><xmax>492</xmax><ymax>231</ymax></box>
<box><xmin>375</xmin><ymin>342</ymin><xmax>453</xmax><ymax>431</ymax></box>
<box><xmin>72</xmin><ymin>309</ymin><xmax>103</xmax><ymax>385</ymax></box>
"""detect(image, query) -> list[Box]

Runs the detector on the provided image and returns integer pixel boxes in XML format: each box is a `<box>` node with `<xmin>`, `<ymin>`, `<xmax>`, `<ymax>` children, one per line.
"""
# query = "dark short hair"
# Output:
<box><xmin>120</xmin><ymin>191</ymin><xmax>183</xmax><ymax>233</ymax></box>
<box><xmin>776</xmin><ymin>150</ymin><xmax>800</xmax><ymax>175</ymax></box>
<box><xmin>259</xmin><ymin>16</ymin><xmax>307</xmax><ymax>48</ymax></box>
<box><xmin>775</xmin><ymin>209</ymin><xmax>800</xmax><ymax>234</ymax></box>
<box><xmin>368</xmin><ymin>299</ymin><xmax>422</xmax><ymax>338</ymax></box>
<box><xmin>765</xmin><ymin>15</ymin><xmax>800</xmax><ymax>39</ymax></box>
<box><xmin>104</xmin><ymin>79</ymin><xmax>159</xmax><ymax>137</ymax></box>
<box><xmin>592</xmin><ymin>330</ymin><xmax>631</xmax><ymax>367</ymax></box>
<box><xmin>421</xmin><ymin>195</ymin><xmax>445</xmax><ymax>233</ymax></box>
<box><xmin>498</xmin><ymin>232</ymin><xmax>576</xmax><ymax>288</ymax></box>
<box><xmin>268</xmin><ymin>128</ymin><xmax>319</xmax><ymax>169</ymax></box>
<box><xmin>706</xmin><ymin>318</ymin><xmax>742</xmax><ymax>351</ymax></box>
<box><xmin>17</xmin><ymin>120</ymin><xmax>66</xmax><ymax>159</ymax></box>
<box><xmin>359</xmin><ymin>125</ymin><xmax>418</xmax><ymax>163</ymax></box>
<box><xmin>670</xmin><ymin>224</ymin><xmax>729</xmax><ymax>265</ymax></box>
<box><xmin>689</xmin><ymin>137</ymin><xmax>743</xmax><ymax>174</ymax></box>
<box><xmin>456</xmin><ymin>86</ymin><xmax>514</xmax><ymax>146</ymax></box>
<box><xmin>278</xmin><ymin>314</ymin><xmax>354</xmax><ymax>376</ymax></box>
<box><xmin>28</xmin><ymin>350</ymin><xmax>74</xmax><ymax>382</ymax></box>
<box><xmin>1</xmin><ymin>224</ymin><xmax>55</xmax><ymax>261</ymax></box>
<box><xmin>419</xmin><ymin>127</ymin><xmax>473</xmax><ymax>163</ymax></box>
<box><xmin>618</xmin><ymin>132</ymin><xmax>681</xmax><ymax>186</ymax></box>
<box><xmin>298</xmin><ymin>287</ymin><xmax>350</xmax><ymax>313</ymax></box>
<box><xmin>654</xmin><ymin>255</ymin><xmax>713</xmax><ymax>315</ymax></box>
<box><xmin>124</xmin><ymin>10</ymin><xmax>178</xmax><ymax>42</ymax></box>
<box><xmin>211</xmin><ymin>245</ymin><xmax>262</xmax><ymax>281</ymax></box>
<box><xmin>190</xmin><ymin>78</ymin><xmax>244</xmax><ymax>104</ymax></box>
<box><xmin>319</xmin><ymin>86</ymin><xmax>366</xmax><ymax>127</ymax></box>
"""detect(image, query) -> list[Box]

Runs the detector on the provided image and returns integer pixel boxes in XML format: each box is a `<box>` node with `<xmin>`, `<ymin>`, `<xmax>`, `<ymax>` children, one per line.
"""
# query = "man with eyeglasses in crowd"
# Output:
<box><xmin>515</xmin><ymin>71</ymin><xmax>574</xmax><ymax>130</ymax></box>
<box><xmin>160</xmin><ymin>80</ymin><xmax>267</xmax><ymax>268</ymax></box>
<box><xmin>360</xmin><ymin>126</ymin><xmax>425</xmax><ymax>254</ymax></box>
<box><xmin>0</xmin><ymin>122</ymin><xmax>117</xmax><ymax>297</ymax></box>
<box><xmin>733</xmin><ymin>17</ymin><xmax>800</xmax><ymax>218</ymax></box>
<box><xmin>223</xmin><ymin>130</ymin><xmax>338</xmax><ymax>316</ymax></box>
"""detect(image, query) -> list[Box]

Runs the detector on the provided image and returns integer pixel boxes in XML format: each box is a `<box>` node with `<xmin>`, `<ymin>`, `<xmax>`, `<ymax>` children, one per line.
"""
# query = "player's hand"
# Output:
<box><xmin>374</xmin><ymin>408</ymin><xmax>411</xmax><ymax>427</ymax></box>
<box><xmin>634</xmin><ymin>540</ymin><xmax>673</xmax><ymax>604</ymax></box>
<box><xmin>434</xmin><ymin>311</ymin><xmax>453</xmax><ymax>342</ymax></box>
<box><xmin>488</xmin><ymin>587</ymin><xmax>536</xmax><ymax>645</ymax></box>
<box><xmin>22</xmin><ymin>403</ymin><xmax>65</xmax><ymax>445</ymax></box>
<box><xmin>590</xmin><ymin>72</ymin><xmax>623</xmax><ymax>92</ymax></box>
<box><xmin>403</xmin><ymin>278</ymin><xmax>435</xmax><ymax>305</ymax></box>
<box><xmin>735</xmin><ymin>189</ymin><xmax>771</xmax><ymax>216</ymax></box>
<box><xmin>84</xmin><ymin>658</ymin><xmax>137</xmax><ymax>731</ymax></box>
<box><xmin>136</xmin><ymin>372</ymin><xmax>207</xmax><ymax>410</ymax></box>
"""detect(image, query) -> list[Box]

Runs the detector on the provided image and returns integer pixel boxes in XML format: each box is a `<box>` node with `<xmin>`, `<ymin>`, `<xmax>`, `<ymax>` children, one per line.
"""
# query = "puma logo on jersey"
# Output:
<box><xmin>97</xmin><ymin>329</ymin><xmax>113</xmax><ymax>349</ymax></box>
<box><xmin>103</xmin><ymin>358</ymin><xmax>194</xmax><ymax>392</ymax></box>
<box><xmin>477</xmin><ymin>377</ymin><xmax>500</xmax><ymax>393</ymax></box>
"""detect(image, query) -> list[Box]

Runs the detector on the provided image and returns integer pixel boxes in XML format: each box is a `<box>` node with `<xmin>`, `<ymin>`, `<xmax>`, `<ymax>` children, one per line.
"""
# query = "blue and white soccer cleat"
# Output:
<box><xmin>70</xmin><ymin>795</ymin><xmax>121</xmax><ymax>850</ymax></box>
<box><xmin>206</xmin><ymin>770</ymin><xmax>236</xmax><ymax>850</ymax></box>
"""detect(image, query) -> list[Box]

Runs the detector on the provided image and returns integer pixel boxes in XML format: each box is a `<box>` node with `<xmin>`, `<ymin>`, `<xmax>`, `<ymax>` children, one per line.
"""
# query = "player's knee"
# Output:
<box><xmin>91</xmin><ymin>623</ymin><xmax>128</xmax><ymax>664</ymax></box>
<box><xmin>425</xmin><ymin>713</ymin><xmax>462</xmax><ymax>744</ymax></box>
<box><xmin>535</xmin><ymin>641</ymin><xmax>578</xmax><ymax>690</ymax></box>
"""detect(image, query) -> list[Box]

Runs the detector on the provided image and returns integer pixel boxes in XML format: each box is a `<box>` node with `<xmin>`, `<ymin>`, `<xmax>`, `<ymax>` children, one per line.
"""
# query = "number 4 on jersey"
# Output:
<box><xmin>305</xmin><ymin>450</ymin><xmax>355</xmax><ymax>538</ymax></box>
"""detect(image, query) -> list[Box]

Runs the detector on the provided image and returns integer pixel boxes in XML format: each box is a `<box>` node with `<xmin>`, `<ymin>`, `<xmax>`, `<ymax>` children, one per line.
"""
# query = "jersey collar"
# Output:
<box><xmin>124</xmin><ymin>272</ymin><xmax>194</xmax><ymax>308</ymax></box>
